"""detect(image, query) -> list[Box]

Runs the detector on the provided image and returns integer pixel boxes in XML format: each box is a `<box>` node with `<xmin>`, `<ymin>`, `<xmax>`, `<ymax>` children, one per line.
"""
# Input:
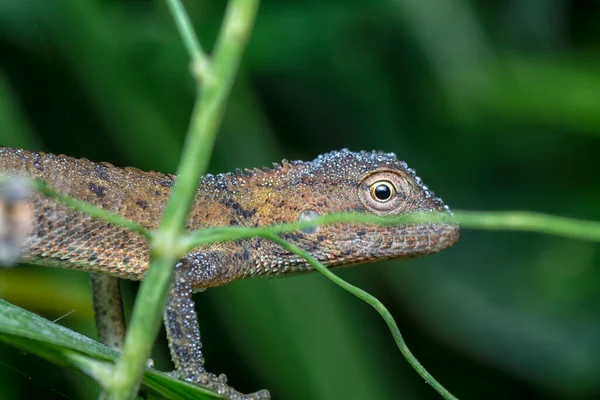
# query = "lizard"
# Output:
<box><xmin>0</xmin><ymin>146</ymin><xmax>460</xmax><ymax>399</ymax></box>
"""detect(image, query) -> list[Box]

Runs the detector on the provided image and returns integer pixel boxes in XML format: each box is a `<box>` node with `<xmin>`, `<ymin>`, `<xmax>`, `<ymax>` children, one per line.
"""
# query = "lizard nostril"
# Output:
<box><xmin>298</xmin><ymin>209</ymin><xmax>320</xmax><ymax>234</ymax></box>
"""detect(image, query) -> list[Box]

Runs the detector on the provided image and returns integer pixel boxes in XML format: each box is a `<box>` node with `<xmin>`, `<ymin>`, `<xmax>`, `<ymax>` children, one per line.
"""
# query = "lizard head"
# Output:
<box><xmin>256</xmin><ymin>149</ymin><xmax>460</xmax><ymax>272</ymax></box>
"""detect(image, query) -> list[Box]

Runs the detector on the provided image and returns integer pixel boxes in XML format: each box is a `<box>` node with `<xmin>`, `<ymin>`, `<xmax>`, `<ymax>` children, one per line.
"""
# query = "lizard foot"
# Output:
<box><xmin>171</xmin><ymin>370</ymin><xmax>270</xmax><ymax>400</ymax></box>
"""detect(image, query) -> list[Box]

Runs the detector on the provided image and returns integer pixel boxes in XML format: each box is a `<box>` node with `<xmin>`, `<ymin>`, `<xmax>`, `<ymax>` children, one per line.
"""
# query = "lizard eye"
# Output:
<box><xmin>370</xmin><ymin>181</ymin><xmax>394</xmax><ymax>202</ymax></box>
<box><xmin>358</xmin><ymin>169</ymin><xmax>411</xmax><ymax>215</ymax></box>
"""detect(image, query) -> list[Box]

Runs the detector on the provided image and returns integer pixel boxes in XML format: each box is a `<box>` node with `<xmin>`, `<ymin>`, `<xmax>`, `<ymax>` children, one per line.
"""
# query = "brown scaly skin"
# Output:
<box><xmin>0</xmin><ymin>147</ymin><xmax>459</xmax><ymax>399</ymax></box>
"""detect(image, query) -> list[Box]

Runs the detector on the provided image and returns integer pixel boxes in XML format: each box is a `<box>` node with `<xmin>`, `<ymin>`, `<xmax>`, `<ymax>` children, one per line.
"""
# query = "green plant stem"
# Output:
<box><xmin>66</xmin><ymin>352</ymin><xmax>114</xmax><ymax>388</ymax></box>
<box><xmin>28</xmin><ymin>179</ymin><xmax>150</xmax><ymax>239</ymax></box>
<box><xmin>455</xmin><ymin>210</ymin><xmax>600</xmax><ymax>242</ymax></box>
<box><xmin>104</xmin><ymin>0</ymin><xmax>259</xmax><ymax>399</ymax></box>
<box><xmin>160</xmin><ymin>0</ymin><xmax>259</xmax><ymax>237</ymax></box>
<box><xmin>0</xmin><ymin>176</ymin><xmax>149</xmax><ymax>240</ymax></box>
<box><xmin>182</xmin><ymin>212</ymin><xmax>449</xmax><ymax>248</ymax></box>
<box><xmin>183</xmin><ymin>210</ymin><xmax>600</xmax><ymax>249</ymax></box>
<box><xmin>165</xmin><ymin>0</ymin><xmax>207</xmax><ymax>62</ymax></box>
<box><xmin>262</xmin><ymin>233</ymin><xmax>458</xmax><ymax>400</ymax></box>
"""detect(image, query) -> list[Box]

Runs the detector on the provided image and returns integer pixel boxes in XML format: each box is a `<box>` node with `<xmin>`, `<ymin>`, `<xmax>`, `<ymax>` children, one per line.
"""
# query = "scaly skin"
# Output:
<box><xmin>0</xmin><ymin>147</ymin><xmax>458</xmax><ymax>286</ymax></box>
<box><xmin>0</xmin><ymin>146</ymin><xmax>459</xmax><ymax>399</ymax></box>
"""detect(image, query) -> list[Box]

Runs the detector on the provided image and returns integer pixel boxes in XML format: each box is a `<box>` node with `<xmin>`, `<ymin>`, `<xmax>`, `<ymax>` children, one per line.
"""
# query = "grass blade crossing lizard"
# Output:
<box><xmin>0</xmin><ymin>146</ymin><xmax>459</xmax><ymax>399</ymax></box>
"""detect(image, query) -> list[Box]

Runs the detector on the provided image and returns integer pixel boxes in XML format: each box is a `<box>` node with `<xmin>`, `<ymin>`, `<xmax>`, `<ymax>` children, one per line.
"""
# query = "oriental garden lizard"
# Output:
<box><xmin>0</xmin><ymin>146</ymin><xmax>459</xmax><ymax>399</ymax></box>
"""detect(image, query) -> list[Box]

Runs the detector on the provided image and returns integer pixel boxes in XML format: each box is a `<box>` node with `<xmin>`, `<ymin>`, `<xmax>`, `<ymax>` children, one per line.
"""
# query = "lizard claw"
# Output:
<box><xmin>174</xmin><ymin>370</ymin><xmax>270</xmax><ymax>400</ymax></box>
<box><xmin>248</xmin><ymin>389</ymin><xmax>271</xmax><ymax>399</ymax></box>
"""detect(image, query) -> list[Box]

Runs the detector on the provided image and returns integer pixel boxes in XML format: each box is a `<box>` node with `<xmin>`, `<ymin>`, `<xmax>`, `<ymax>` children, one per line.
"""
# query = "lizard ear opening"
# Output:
<box><xmin>358</xmin><ymin>170</ymin><xmax>410</xmax><ymax>215</ymax></box>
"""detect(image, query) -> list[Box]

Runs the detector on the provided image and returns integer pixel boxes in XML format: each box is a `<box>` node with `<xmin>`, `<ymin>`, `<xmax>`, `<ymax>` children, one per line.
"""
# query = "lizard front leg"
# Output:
<box><xmin>164</xmin><ymin>255</ymin><xmax>270</xmax><ymax>400</ymax></box>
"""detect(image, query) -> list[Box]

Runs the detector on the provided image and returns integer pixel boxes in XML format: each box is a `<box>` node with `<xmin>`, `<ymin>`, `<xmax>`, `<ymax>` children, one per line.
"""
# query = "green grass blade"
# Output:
<box><xmin>0</xmin><ymin>299</ymin><xmax>219</xmax><ymax>400</ymax></box>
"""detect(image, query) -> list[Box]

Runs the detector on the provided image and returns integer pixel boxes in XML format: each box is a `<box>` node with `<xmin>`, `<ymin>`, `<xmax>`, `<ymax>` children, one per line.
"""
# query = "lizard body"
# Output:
<box><xmin>0</xmin><ymin>147</ymin><xmax>458</xmax><ymax>287</ymax></box>
<box><xmin>0</xmin><ymin>146</ymin><xmax>459</xmax><ymax>399</ymax></box>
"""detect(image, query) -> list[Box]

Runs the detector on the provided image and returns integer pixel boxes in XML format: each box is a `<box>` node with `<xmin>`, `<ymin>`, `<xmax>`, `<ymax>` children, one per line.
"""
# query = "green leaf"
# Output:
<box><xmin>0</xmin><ymin>299</ymin><xmax>219</xmax><ymax>400</ymax></box>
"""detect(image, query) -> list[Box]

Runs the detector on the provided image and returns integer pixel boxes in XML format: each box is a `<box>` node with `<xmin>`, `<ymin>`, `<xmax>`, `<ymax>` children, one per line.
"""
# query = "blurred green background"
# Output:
<box><xmin>1</xmin><ymin>0</ymin><xmax>600</xmax><ymax>399</ymax></box>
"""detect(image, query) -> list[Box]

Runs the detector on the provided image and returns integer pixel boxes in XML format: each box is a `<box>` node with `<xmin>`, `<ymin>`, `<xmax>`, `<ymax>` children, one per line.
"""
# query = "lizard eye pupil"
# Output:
<box><xmin>371</xmin><ymin>182</ymin><xmax>394</xmax><ymax>202</ymax></box>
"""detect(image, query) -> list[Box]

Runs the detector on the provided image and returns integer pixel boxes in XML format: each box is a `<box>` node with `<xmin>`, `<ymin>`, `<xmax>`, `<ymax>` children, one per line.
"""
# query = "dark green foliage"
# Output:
<box><xmin>0</xmin><ymin>1</ymin><xmax>599</xmax><ymax>399</ymax></box>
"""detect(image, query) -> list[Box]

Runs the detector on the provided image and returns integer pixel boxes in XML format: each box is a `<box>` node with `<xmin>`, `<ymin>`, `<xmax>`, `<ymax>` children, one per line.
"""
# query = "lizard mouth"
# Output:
<box><xmin>388</xmin><ymin>223</ymin><xmax>460</xmax><ymax>256</ymax></box>
<box><xmin>328</xmin><ymin>222</ymin><xmax>460</xmax><ymax>265</ymax></box>
<box><xmin>267</xmin><ymin>222</ymin><xmax>460</xmax><ymax>274</ymax></box>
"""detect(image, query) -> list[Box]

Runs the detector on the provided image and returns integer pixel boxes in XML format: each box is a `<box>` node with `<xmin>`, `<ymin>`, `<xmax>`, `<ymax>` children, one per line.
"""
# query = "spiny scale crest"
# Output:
<box><xmin>211</xmin><ymin>149</ymin><xmax>451</xmax><ymax>214</ymax></box>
